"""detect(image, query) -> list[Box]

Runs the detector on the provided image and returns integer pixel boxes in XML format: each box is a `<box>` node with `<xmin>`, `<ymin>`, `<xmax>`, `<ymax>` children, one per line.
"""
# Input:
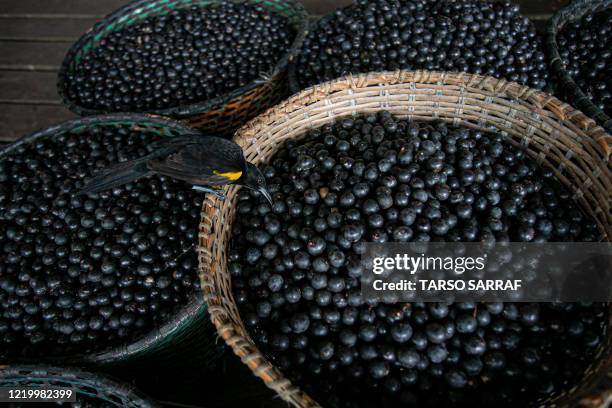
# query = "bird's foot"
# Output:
<box><xmin>192</xmin><ymin>185</ymin><xmax>226</xmax><ymax>201</ymax></box>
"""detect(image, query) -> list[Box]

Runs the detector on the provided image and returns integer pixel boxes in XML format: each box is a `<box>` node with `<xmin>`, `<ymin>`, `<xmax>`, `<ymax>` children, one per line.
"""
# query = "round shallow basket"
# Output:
<box><xmin>198</xmin><ymin>71</ymin><xmax>612</xmax><ymax>408</ymax></box>
<box><xmin>1</xmin><ymin>114</ymin><xmax>222</xmax><ymax>369</ymax></box>
<box><xmin>546</xmin><ymin>0</ymin><xmax>612</xmax><ymax>133</ymax></box>
<box><xmin>0</xmin><ymin>365</ymin><xmax>159</xmax><ymax>407</ymax></box>
<box><xmin>57</xmin><ymin>0</ymin><xmax>308</xmax><ymax>136</ymax></box>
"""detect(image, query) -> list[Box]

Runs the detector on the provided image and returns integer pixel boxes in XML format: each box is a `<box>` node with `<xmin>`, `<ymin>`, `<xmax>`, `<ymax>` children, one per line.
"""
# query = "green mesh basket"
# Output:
<box><xmin>546</xmin><ymin>0</ymin><xmax>612</xmax><ymax>133</ymax></box>
<box><xmin>57</xmin><ymin>0</ymin><xmax>308</xmax><ymax>136</ymax></box>
<box><xmin>0</xmin><ymin>114</ymin><xmax>223</xmax><ymax>369</ymax></box>
<box><xmin>0</xmin><ymin>365</ymin><xmax>159</xmax><ymax>407</ymax></box>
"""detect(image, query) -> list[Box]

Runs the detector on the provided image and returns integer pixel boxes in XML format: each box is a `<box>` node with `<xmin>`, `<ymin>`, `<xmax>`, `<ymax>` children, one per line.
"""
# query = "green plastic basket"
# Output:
<box><xmin>546</xmin><ymin>0</ymin><xmax>612</xmax><ymax>133</ymax></box>
<box><xmin>0</xmin><ymin>365</ymin><xmax>159</xmax><ymax>407</ymax></box>
<box><xmin>57</xmin><ymin>0</ymin><xmax>308</xmax><ymax>136</ymax></box>
<box><xmin>0</xmin><ymin>114</ymin><xmax>223</xmax><ymax>369</ymax></box>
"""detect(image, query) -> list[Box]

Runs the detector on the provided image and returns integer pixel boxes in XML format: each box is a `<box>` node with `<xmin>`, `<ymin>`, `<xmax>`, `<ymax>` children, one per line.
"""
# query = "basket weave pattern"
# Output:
<box><xmin>0</xmin><ymin>365</ymin><xmax>158</xmax><ymax>407</ymax></box>
<box><xmin>546</xmin><ymin>0</ymin><xmax>612</xmax><ymax>133</ymax></box>
<box><xmin>57</xmin><ymin>0</ymin><xmax>308</xmax><ymax>136</ymax></box>
<box><xmin>198</xmin><ymin>71</ymin><xmax>612</xmax><ymax>408</ymax></box>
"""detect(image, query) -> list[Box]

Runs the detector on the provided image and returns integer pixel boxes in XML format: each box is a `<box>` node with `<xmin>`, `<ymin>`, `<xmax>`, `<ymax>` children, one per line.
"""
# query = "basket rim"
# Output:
<box><xmin>0</xmin><ymin>113</ymin><xmax>209</xmax><ymax>365</ymax></box>
<box><xmin>199</xmin><ymin>70</ymin><xmax>612</xmax><ymax>408</ymax></box>
<box><xmin>545</xmin><ymin>0</ymin><xmax>612</xmax><ymax>133</ymax></box>
<box><xmin>0</xmin><ymin>364</ymin><xmax>159</xmax><ymax>407</ymax></box>
<box><xmin>56</xmin><ymin>0</ymin><xmax>309</xmax><ymax>118</ymax></box>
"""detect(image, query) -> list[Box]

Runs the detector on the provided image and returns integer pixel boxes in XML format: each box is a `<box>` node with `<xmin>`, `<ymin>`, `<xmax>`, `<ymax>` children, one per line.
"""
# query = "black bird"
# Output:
<box><xmin>78</xmin><ymin>134</ymin><xmax>273</xmax><ymax>204</ymax></box>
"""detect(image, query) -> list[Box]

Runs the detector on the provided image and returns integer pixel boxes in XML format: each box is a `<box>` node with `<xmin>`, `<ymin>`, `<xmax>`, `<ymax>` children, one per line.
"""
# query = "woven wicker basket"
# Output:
<box><xmin>198</xmin><ymin>71</ymin><xmax>612</xmax><ymax>408</ymax></box>
<box><xmin>57</xmin><ymin>0</ymin><xmax>308</xmax><ymax>136</ymax></box>
<box><xmin>546</xmin><ymin>0</ymin><xmax>612</xmax><ymax>133</ymax></box>
<box><xmin>0</xmin><ymin>114</ymin><xmax>222</xmax><ymax>369</ymax></box>
<box><xmin>0</xmin><ymin>365</ymin><xmax>158</xmax><ymax>407</ymax></box>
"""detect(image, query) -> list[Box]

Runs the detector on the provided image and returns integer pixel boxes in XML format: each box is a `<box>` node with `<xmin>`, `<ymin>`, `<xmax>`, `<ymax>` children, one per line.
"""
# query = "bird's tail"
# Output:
<box><xmin>78</xmin><ymin>157</ymin><xmax>153</xmax><ymax>195</ymax></box>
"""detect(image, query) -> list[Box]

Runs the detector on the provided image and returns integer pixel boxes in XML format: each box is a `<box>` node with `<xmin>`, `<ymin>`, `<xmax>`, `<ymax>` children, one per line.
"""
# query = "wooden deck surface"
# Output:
<box><xmin>0</xmin><ymin>0</ymin><xmax>124</xmax><ymax>142</ymax></box>
<box><xmin>0</xmin><ymin>0</ymin><xmax>568</xmax><ymax>143</ymax></box>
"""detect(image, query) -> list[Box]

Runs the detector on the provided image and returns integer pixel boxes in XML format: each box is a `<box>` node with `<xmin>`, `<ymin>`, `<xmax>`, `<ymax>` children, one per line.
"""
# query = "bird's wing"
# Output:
<box><xmin>78</xmin><ymin>137</ymin><xmax>186</xmax><ymax>195</ymax></box>
<box><xmin>147</xmin><ymin>140</ymin><xmax>245</xmax><ymax>186</ymax></box>
<box><xmin>147</xmin><ymin>134</ymin><xmax>204</xmax><ymax>151</ymax></box>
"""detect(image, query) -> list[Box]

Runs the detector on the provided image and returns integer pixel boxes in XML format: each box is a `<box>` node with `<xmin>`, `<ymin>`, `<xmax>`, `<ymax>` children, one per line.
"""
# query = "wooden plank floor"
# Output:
<box><xmin>0</xmin><ymin>0</ymin><xmax>567</xmax><ymax>144</ymax></box>
<box><xmin>0</xmin><ymin>0</ymin><xmax>126</xmax><ymax>142</ymax></box>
